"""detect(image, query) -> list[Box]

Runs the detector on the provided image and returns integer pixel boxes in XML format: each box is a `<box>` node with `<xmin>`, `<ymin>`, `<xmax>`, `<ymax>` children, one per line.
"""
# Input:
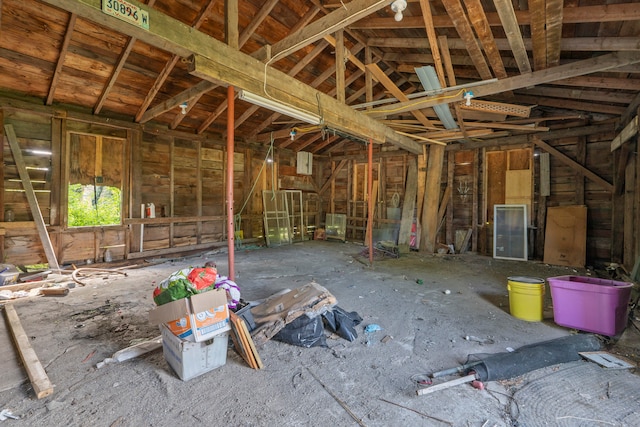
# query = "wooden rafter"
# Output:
<box><xmin>368</xmin><ymin>52</ymin><xmax>640</xmax><ymax>115</ymax></box>
<box><xmin>239</xmin><ymin>0</ymin><xmax>279</xmax><ymax>47</ymax></box>
<box><xmin>46</xmin><ymin>13</ymin><xmax>77</xmax><ymax>106</ymax></box>
<box><xmin>529</xmin><ymin>0</ymin><xmax>547</xmax><ymax>70</ymax></box>
<box><xmin>418</xmin><ymin>0</ymin><xmax>446</xmax><ymax>86</ymax></box>
<box><xmin>546</xmin><ymin>0</ymin><xmax>564</xmax><ymax>67</ymax></box>
<box><xmin>134</xmin><ymin>0</ymin><xmax>218</xmax><ymax>123</ymax></box>
<box><xmin>93</xmin><ymin>0</ymin><xmax>158</xmax><ymax>114</ymax></box>
<box><xmin>366</xmin><ymin>63</ymin><xmax>436</xmax><ymax>129</ymax></box>
<box><xmin>438</xmin><ymin>35</ymin><xmax>467</xmax><ymax>137</ymax></box>
<box><xmin>254</xmin><ymin>0</ymin><xmax>391</xmax><ymax>62</ymax></box>
<box><xmin>350</xmin><ymin>3</ymin><xmax>640</xmax><ymax>29</ymax></box>
<box><xmin>492</xmin><ymin>0</ymin><xmax>532</xmax><ymax>74</ymax></box>
<box><xmin>440</xmin><ymin>0</ymin><xmax>492</xmax><ymax>80</ymax></box>
<box><xmin>203</xmin><ymin>3</ymin><xmax>321</xmax><ymax>135</ymax></box>
<box><xmin>462</xmin><ymin>0</ymin><xmax>508</xmax><ymax>80</ymax></box>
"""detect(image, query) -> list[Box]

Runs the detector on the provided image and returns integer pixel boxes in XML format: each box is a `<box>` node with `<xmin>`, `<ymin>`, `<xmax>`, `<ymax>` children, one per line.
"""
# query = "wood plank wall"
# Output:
<box><xmin>0</xmin><ymin>102</ymin><xmax>316</xmax><ymax>266</ymax></box>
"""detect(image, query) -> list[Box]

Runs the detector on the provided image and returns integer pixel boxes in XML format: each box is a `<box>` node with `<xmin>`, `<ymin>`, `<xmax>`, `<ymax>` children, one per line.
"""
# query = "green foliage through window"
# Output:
<box><xmin>68</xmin><ymin>184</ymin><xmax>121</xmax><ymax>227</ymax></box>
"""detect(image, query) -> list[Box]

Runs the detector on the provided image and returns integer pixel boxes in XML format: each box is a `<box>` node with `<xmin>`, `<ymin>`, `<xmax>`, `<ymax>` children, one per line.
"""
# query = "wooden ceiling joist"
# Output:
<box><xmin>46</xmin><ymin>13</ymin><xmax>77</xmax><ymax>106</ymax></box>
<box><xmin>493</xmin><ymin>0</ymin><xmax>531</xmax><ymax>75</ymax></box>
<box><xmin>368</xmin><ymin>52</ymin><xmax>640</xmax><ymax>116</ymax></box>
<box><xmin>349</xmin><ymin>3</ymin><xmax>640</xmax><ymax>30</ymax></box>
<box><xmin>254</xmin><ymin>0</ymin><xmax>390</xmax><ymax>62</ymax></box>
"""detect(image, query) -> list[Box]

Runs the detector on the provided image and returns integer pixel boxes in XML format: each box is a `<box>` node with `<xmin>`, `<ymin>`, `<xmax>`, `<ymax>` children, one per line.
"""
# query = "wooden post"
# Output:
<box><xmin>420</xmin><ymin>145</ymin><xmax>446</xmax><ymax>253</ymax></box>
<box><xmin>398</xmin><ymin>157</ymin><xmax>417</xmax><ymax>253</ymax></box>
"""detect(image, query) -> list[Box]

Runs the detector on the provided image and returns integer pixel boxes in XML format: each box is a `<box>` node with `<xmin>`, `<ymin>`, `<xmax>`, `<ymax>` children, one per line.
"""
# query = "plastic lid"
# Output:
<box><xmin>508</xmin><ymin>276</ymin><xmax>544</xmax><ymax>284</ymax></box>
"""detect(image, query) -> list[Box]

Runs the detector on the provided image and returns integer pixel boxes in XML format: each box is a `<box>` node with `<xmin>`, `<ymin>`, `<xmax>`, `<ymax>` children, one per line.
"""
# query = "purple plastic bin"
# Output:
<box><xmin>548</xmin><ymin>275</ymin><xmax>633</xmax><ymax>336</ymax></box>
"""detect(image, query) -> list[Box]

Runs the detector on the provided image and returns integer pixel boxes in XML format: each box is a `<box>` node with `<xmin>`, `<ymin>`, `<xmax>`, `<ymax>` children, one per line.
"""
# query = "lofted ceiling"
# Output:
<box><xmin>1</xmin><ymin>0</ymin><xmax>640</xmax><ymax>155</ymax></box>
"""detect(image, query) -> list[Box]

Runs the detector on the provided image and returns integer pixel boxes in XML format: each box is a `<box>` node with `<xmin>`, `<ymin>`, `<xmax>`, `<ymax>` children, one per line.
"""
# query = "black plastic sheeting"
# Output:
<box><xmin>468</xmin><ymin>334</ymin><xmax>602</xmax><ymax>382</ymax></box>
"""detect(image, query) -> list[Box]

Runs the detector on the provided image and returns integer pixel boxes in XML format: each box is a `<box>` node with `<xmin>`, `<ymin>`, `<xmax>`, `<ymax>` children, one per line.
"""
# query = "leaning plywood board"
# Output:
<box><xmin>543</xmin><ymin>205</ymin><xmax>587</xmax><ymax>268</ymax></box>
<box><xmin>4</xmin><ymin>304</ymin><xmax>54</xmax><ymax>398</ymax></box>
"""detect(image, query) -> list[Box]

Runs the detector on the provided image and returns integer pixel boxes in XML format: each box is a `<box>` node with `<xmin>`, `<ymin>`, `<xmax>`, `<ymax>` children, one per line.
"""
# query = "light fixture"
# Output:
<box><xmin>390</xmin><ymin>0</ymin><xmax>407</xmax><ymax>22</ymax></box>
<box><xmin>415</xmin><ymin>66</ymin><xmax>458</xmax><ymax>130</ymax></box>
<box><xmin>238</xmin><ymin>91</ymin><xmax>320</xmax><ymax>124</ymax></box>
<box><xmin>463</xmin><ymin>91</ymin><xmax>474</xmax><ymax>106</ymax></box>
<box><xmin>179</xmin><ymin>102</ymin><xmax>188</xmax><ymax>114</ymax></box>
<box><xmin>289</xmin><ymin>129</ymin><xmax>297</xmax><ymax>140</ymax></box>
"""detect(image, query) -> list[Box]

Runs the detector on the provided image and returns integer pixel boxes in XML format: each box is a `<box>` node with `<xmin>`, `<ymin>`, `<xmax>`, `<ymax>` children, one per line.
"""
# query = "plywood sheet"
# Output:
<box><xmin>543</xmin><ymin>205</ymin><xmax>587</xmax><ymax>267</ymax></box>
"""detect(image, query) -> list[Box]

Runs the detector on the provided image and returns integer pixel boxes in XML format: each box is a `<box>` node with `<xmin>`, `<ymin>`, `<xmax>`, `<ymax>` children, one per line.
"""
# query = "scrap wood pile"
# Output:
<box><xmin>0</xmin><ymin>263</ymin><xmax>130</xmax><ymax>301</ymax></box>
<box><xmin>250</xmin><ymin>281</ymin><xmax>362</xmax><ymax>348</ymax></box>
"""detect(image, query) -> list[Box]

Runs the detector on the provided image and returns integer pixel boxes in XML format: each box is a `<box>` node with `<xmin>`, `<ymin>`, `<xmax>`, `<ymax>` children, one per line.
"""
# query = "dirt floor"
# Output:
<box><xmin>1</xmin><ymin>240</ymin><xmax>639</xmax><ymax>426</ymax></box>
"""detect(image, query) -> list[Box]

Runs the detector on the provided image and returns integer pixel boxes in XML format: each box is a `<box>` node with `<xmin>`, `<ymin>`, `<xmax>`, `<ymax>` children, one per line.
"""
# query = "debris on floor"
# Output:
<box><xmin>96</xmin><ymin>336</ymin><xmax>163</xmax><ymax>369</ymax></box>
<box><xmin>417</xmin><ymin>334</ymin><xmax>603</xmax><ymax>396</ymax></box>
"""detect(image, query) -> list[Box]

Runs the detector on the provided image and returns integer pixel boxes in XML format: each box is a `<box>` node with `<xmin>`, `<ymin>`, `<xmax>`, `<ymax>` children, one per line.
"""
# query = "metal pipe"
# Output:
<box><xmin>227</xmin><ymin>85</ymin><xmax>236</xmax><ymax>281</ymax></box>
<box><xmin>368</xmin><ymin>139</ymin><xmax>373</xmax><ymax>265</ymax></box>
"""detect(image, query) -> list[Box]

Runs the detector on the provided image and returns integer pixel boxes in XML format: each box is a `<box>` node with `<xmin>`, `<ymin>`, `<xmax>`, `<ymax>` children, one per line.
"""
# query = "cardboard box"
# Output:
<box><xmin>149</xmin><ymin>288</ymin><xmax>230</xmax><ymax>342</ymax></box>
<box><xmin>160</xmin><ymin>324</ymin><xmax>228</xmax><ymax>381</ymax></box>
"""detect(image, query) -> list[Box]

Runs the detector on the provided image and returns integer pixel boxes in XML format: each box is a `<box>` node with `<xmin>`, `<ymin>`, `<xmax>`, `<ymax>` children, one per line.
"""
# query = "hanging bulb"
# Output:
<box><xmin>179</xmin><ymin>102</ymin><xmax>188</xmax><ymax>114</ymax></box>
<box><xmin>390</xmin><ymin>0</ymin><xmax>407</xmax><ymax>22</ymax></box>
<box><xmin>290</xmin><ymin>129</ymin><xmax>297</xmax><ymax>140</ymax></box>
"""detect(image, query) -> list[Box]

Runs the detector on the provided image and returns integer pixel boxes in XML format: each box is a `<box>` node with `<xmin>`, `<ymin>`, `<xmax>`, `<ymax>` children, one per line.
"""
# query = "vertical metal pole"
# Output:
<box><xmin>227</xmin><ymin>86</ymin><xmax>236</xmax><ymax>280</ymax></box>
<box><xmin>368</xmin><ymin>139</ymin><xmax>373</xmax><ymax>265</ymax></box>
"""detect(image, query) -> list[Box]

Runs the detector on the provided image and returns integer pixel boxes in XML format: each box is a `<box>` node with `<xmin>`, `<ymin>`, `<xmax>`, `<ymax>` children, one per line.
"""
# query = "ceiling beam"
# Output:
<box><xmin>440</xmin><ymin>0</ymin><xmax>492</xmax><ymax>80</ymax></box>
<box><xmin>46</xmin><ymin>14</ymin><xmax>77</xmax><ymax>106</ymax></box>
<box><xmin>493</xmin><ymin>0</ymin><xmax>531</xmax><ymax>74</ymax></box>
<box><xmin>462</xmin><ymin>0</ymin><xmax>508</xmax><ymax>80</ymax></box>
<box><xmin>253</xmin><ymin>0</ymin><xmax>391</xmax><ymax>63</ymax></box>
<box><xmin>134</xmin><ymin>0</ymin><xmax>218</xmax><ymax>122</ymax></box>
<box><xmin>368</xmin><ymin>52</ymin><xmax>640</xmax><ymax>116</ymax></box>
<box><xmin>350</xmin><ymin>3</ymin><xmax>640</xmax><ymax>29</ymax></box>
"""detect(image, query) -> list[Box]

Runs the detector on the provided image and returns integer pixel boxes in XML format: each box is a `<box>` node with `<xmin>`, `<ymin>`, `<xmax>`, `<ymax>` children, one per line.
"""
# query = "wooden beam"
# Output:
<box><xmin>350</xmin><ymin>3</ymin><xmax>640</xmax><ymax>29</ymax></box>
<box><xmin>462</xmin><ymin>0</ymin><xmax>508</xmax><ymax>80</ymax></box>
<box><xmin>46</xmin><ymin>14</ymin><xmax>76</xmax><ymax>106</ymax></box>
<box><xmin>225</xmin><ymin>0</ymin><xmax>239</xmax><ymax>49</ymax></box>
<box><xmin>335</xmin><ymin>30</ymin><xmax>346</xmax><ymax>104</ymax></box>
<box><xmin>254</xmin><ymin>0</ymin><xmax>390</xmax><ymax>62</ymax></box>
<box><xmin>529</xmin><ymin>0</ymin><xmax>547</xmax><ymax>70</ymax></box>
<box><xmin>94</xmin><ymin>36</ymin><xmax>137</xmax><ymax>114</ymax></box>
<box><xmin>420</xmin><ymin>145</ymin><xmax>446</xmax><ymax>253</ymax></box>
<box><xmin>531</xmin><ymin>136</ymin><xmax>613</xmax><ymax>192</ymax></box>
<box><xmin>440</xmin><ymin>0</ymin><xmax>492</xmax><ymax>80</ymax></box>
<box><xmin>134</xmin><ymin>0</ymin><xmax>217</xmax><ymax>122</ymax></box>
<box><xmin>239</xmin><ymin>0</ymin><xmax>278</xmax><ymax>47</ymax></box>
<box><xmin>419</xmin><ymin>0</ymin><xmax>446</xmax><ymax>86</ymax></box>
<box><xmin>5</xmin><ymin>125</ymin><xmax>60</xmax><ymax>270</ymax></box>
<box><xmin>365</xmin><ymin>63</ymin><xmax>436</xmax><ymax>129</ymax></box>
<box><xmin>369</xmin><ymin>52</ymin><xmax>640</xmax><ymax>116</ymax></box>
<box><xmin>398</xmin><ymin>157</ymin><xmax>417</xmax><ymax>253</ymax></box>
<box><xmin>611</xmin><ymin>116</ymin><xmax>638</xmax><ymax>151</ymax></box>
<box><xmin>4</xmin><ymin>304</ymin><xmax>54</xmax><ymax>399</ymax></box>
<box><xmin>140</xmin><ymin>80</ymin><xmax>219</xmax><ymax>123</ymax></box>
<box><xmin>545</xmin><ymin>0</ymin><xmax>564</xmax><ymax>67</ymax></box>
<box><xmin>493</xmin><ymin>0</ymin><xmax>531</xmax><ymax>74</ymax></box>
<box><xmin>319</xmin><ymin>159</ymin><xmax>347</xmax><ymax>195</ymax></box>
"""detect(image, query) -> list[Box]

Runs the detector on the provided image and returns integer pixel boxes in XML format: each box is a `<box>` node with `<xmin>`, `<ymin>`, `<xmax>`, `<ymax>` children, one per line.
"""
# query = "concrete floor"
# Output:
<box><xmin>1</xmin><ymin>240</ymin><xmax>639</xmax><ymax>426</ymax></box>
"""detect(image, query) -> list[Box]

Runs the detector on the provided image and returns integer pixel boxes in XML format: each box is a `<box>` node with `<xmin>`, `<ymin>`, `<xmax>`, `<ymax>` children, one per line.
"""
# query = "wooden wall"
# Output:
<box><xmin>0</xmin><ymin>100</ymin><xmax>317</xmax><ymax>266</ymax></box>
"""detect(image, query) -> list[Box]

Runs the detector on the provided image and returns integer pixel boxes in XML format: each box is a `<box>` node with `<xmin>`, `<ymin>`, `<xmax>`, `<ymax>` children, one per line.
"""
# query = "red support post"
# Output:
<box><xmin>227</xmin><ymin>86</ymin><xmax>236</xmax><ymax>280</ymax></box>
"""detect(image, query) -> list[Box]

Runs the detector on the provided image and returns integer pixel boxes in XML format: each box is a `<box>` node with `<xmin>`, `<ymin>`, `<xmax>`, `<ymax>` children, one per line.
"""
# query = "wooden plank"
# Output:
<box><xmin>368</xmin><ymin>52</ymin><xmax>640</xmax><ymax>116</ymax></box>
<box><xmin>462</xmin><ymin>0</ymin><xmax>509</xmax><ymax>80</ymax></box>
<box><xmin>624</xmin><ymin>156</ymin><xmax>635</xmax><ymax>268</ymax></box>
<box><xmin>493</xmin><ymin>0</ymin><xmax>531</xmax><ymax>74</ymax></box>
<box><xmin>545</xmin><ymin>0</ymin><xmax>564</xmax><ymax>67</ymax></box>
<box><xmin>398</xmin><ymin>157</ymin><xmax>417</xmax><ymax>253</ymax></box>
<box><xmin>539</xmin><ymin>152</ymin><xmax>551</xmax><ymax>197</ymax></box>
<box><xmin>4</xmin><ymin>304</ymin><xmax>54</xmax><ymax>399</ymax></box>
<box><xmin>440</xmin><ymin>0</ymin><xmax>492</xmax><ymax>80</ymax></box>
<box><xmin>436</xmin><ymin>185</ymin><xmax>452</xmax><ymax>236</ymax></box>
<box><xmin>531</xmin><ymin>136</ymin><xmax>613</xmax><ymax>192</ymax></box>
<box><xmin>335</xmin><ymin>30</ymin><xmax>346</xmax><ymax>104</ymax></box>
<box><xmin>460</xmin><ymin>228</ymin><xmax>473</xmax><ymax>253</ymax></box>
<box><xmin>418</xmin><ymin>0</ymin><xmax>446</xmax><ymax>86</ymax></box>
<box><xmin>611</xmin><ymin>116</ymin><xmax>638</xmax><ymax>152</ymax></box>
<box><xmin>5</xmin><ymin>125</ymin><xmax>60</xmax><ymax>270</ymax></box>
<box><xmin>420</xmin><ymin>144</ymin><xmax>445</xmax><ymax>253</ymax></box>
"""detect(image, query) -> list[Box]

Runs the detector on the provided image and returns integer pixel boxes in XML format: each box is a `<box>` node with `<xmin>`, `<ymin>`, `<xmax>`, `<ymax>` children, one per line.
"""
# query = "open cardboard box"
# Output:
<box><xmin>149</xmin><ymin>288</ymin><xmax>230</xmax><ymax>342</ymax></box>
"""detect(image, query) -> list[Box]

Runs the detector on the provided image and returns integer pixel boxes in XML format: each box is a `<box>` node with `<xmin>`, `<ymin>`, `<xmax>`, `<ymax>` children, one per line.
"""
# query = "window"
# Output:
<box><xmin>67</xmin><ymin>132</ymin><xmax>125</xmax><ymax>227</ymax></box>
